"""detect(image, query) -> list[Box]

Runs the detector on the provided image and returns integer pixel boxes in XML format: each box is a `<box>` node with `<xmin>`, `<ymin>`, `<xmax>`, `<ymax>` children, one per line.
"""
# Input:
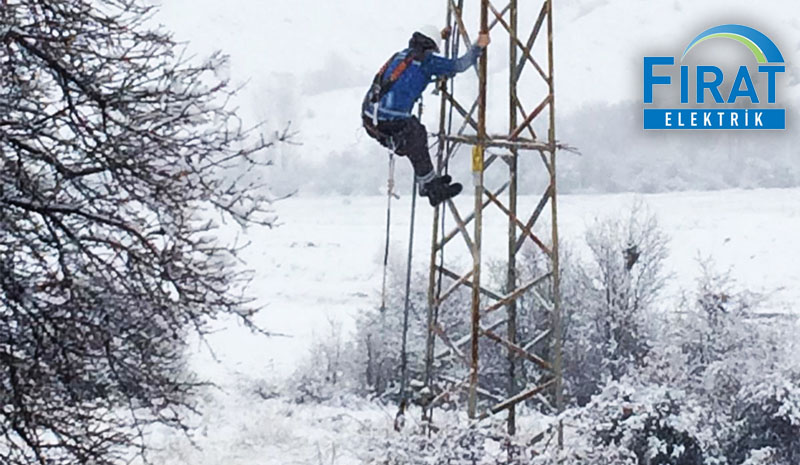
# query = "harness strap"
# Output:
<box><xmin>388</xmin><ymin>55</ymin><xmax>414</xmax><ymax>81</ymax></box>
<box><xmin>377</xmin><ymin>52</ymin><xmax>398</xmax><ymax>78</ymax></box>
<box><xmin>363</xmin><ymin>118</ymin><xmax>387</xmax><ymax>141</ymax></box>
<box><xmin>369</xmin><ymin>52</ymin><xmax>418</xmax><ymax>104</ymax></box>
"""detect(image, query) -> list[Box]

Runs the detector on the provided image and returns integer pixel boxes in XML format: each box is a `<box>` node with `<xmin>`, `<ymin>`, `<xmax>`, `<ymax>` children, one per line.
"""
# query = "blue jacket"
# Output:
<box><xmin>363</xmin><ymin>45</ymin><xmax>482</xmax><ymax>121</ymax></box>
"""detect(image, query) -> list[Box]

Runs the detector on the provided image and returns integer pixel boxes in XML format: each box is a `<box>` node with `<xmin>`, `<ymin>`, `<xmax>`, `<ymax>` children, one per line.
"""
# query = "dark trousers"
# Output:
<box><xmin>363</xmin><ymin>116</ymin><xmax>433</xmax><ymax>177</ymax></box>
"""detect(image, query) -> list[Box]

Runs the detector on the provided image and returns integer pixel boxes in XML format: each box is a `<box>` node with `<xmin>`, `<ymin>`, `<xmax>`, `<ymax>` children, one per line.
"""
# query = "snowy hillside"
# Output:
<box><xmin>154</xmin><ymin>0</ymin><xmax>800</xmax><ymax>195</ymax></box>
<box><xmin>155</xmin><ymin>0</ymin><xmax>800</xmax><ymax>135</ymax></box>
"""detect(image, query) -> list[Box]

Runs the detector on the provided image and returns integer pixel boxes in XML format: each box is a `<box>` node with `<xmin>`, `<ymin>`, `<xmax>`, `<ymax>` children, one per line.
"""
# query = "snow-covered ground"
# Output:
<box><xmin>190</xmin><ymin>188</ymin><xmax>800</xmax><ymax>387</ymax></box>
<box><xmin>151</xmin><ymin>394</ymin><xmax>392</xmax><ymax>465</ymax></box>
<box><xmin>143</xmin><ymin>2</ymin><xmax>800</xmax><ymax>461</ymax></box>
<box><xmin>156</xmin><ymin>188</ymin><xmax>799</xmax><ymax>465</ymax></box>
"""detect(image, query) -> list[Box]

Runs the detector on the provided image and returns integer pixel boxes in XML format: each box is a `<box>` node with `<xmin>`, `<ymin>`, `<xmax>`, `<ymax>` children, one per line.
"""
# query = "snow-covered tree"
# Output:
<box><xmin>582</xmin><ymin>261</ymin><xmax>800</xmax><ymax>465</ymax></box>
<box><xmin>661</xmin><ymin>261</ymin><xmax>800</xmax><ymax>464</ymax></box>
<box><xmin>328</xmin><ymin>207</ymin><xmax>799</xmax><ymax>464</ymax></box>
<box><xmin>0</xmin><ymin>1</ymin><xmax>284</xmax><ymax>463</ymax></box>
<box><xmin>558</xmin><ymin>204</ymin><xmax>668</xmax><ymax>405</ymax></box>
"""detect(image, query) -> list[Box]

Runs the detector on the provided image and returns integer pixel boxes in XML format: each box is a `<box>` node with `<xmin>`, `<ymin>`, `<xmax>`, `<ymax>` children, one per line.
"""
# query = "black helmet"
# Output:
<box><xmin>410</xmin><ymin>30</ymin><xmax>440</xmax><ymax>54</ymax></box>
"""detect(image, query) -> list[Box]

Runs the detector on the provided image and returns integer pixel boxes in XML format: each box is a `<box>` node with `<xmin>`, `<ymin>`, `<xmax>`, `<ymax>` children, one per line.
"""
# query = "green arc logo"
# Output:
<box><xmin>681</xmin><ymin>24</ymin><xmax>784</xmax><ymax>64</ymax></box>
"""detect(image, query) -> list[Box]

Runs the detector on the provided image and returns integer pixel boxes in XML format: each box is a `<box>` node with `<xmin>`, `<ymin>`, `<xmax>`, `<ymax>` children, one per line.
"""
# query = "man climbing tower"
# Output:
<box><xmin>362</xmin><ymin>26</ymin><xmax>490</xmax><ymax>206</ymax></box>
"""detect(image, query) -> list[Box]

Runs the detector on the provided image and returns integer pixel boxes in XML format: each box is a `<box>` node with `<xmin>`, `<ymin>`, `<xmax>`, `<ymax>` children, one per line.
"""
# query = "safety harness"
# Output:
<box><xmin>365</xmin><ymin>52</ymin><xmax>417</xmax><ymax>129</ymax></box>
<box><xmin>363</xmin><ymin>33</ymin><xmax>438</xmax><ymax>145</ymax></box>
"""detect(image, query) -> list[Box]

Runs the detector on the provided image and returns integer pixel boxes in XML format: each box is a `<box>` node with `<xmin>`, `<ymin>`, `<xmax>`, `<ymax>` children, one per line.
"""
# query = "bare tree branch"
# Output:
<box><xmin>0</xmin><ymin>1</ymin><xmax>286</xmax><ymax>463</ymax></box>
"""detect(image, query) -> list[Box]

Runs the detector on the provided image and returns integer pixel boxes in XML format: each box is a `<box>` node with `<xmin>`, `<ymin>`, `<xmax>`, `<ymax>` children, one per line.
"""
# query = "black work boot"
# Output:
<box><xmin>424</xmin><ymin>179</ymin><xmax>462</xmax><ymax>206</ymax></box>
<box><xmin>418</xmin><ymin>173</ymin><xmax>451</xmax><ymax>198</ymax></box>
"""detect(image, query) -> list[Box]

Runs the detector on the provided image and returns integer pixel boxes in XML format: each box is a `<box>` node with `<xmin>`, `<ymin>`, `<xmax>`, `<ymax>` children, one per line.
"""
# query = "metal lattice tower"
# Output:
<box><xmin>422</xmin><ymin>0</ymin><xmax>563</xmax><ymax>440</ymax></box>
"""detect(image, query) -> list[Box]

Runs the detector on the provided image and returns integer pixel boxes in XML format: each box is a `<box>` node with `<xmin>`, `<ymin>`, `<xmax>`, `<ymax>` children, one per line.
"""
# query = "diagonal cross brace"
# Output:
<box><xmin>481</xmin><ymin>328</ymin><xmax>552</xmax><ymax>371</ymax></box>
<box><xmin>436</xmin><ymin>265</ymin><xmax>504</xmax><ymax>302</ymax></box>
<box><xmin>487</xmin><ymin>0</ymin><xmax>549</xmax><ymax>82</ymax></box>
<box><xmin>481</xmin><ymin>273</ymin><xmax>552</xmax><ymax>315</ymax></box>
<box><xmin>515</xmin><ymin>185</ymin><xmax>553</xmax><ymax>254</ymax></box>
<box><xmin>483</xmin><ymin>378</ymin><xmax>557</xmax><ymax>417</ymax></box>
<box><xmin>437</xmin><ymin>179</ymin><xmax>508</xmax><ymax>251</ymax></box>
<box><xmin>484</xmin><ymin>187</ymin><xmax>551</xmax><ymax>256</ymax></box>
<box><xmin>435</xmin><ymin>317</ymin><xmax>508</xmax><ymax>359</ymax></box>
<box><xmin>510</xmin><ymin>94</ymin><xmax>552</xmax><ymax>140</ymax></box>
<box><xmin>515</xmin><ymin>1</ymin><xmax>549</xmax><ymax>82</ymax></box>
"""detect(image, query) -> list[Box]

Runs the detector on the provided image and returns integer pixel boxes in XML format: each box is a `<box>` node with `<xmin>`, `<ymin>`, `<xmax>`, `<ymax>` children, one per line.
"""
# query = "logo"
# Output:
<box><xmin>643</xmin><ymin>24</ymin><xmax>786</xmax><ymax>130</ymax></box>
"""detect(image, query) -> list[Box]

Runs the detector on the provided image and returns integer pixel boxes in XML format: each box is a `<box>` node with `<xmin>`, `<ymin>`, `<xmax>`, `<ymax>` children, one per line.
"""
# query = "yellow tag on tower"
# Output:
<box><xmin>471</xmin><ymin>145</ymin><xmax>484</xmax><ymax>173</ymax></box>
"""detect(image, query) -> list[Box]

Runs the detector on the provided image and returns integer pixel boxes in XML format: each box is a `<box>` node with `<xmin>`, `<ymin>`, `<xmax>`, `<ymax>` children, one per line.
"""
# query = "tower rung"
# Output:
<box><xmin>443</xmin><ymin>134</ymin><xmax>551</xmax><ymax>152</ymax></box>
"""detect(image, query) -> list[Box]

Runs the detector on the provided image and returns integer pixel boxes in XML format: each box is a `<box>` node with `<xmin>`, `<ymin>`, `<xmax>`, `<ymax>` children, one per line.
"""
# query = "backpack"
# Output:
<box><xmin>366</xmin><ymin>51</ymin><xmax>417</xmax><ymax>105</ymax></box>
<box><xmin>364</xmin><ymin>34</ymin><xmax>436</xmax><ymax>127</ymax></box>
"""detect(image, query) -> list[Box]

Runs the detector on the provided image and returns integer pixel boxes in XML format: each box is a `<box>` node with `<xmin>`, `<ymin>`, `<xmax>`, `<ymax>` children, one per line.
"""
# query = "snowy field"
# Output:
<box><xmin>153</xmin><ymin>187</ymin><xmax>799</xmax><ymax>465</ymax></box>
<box><xmin>142</xmin><ymin>4</ymin><xmax>800</xmax><ymax>460</ymax></box>
<box><xmin>189</xmin><ymin>188</ymin><xmax>800</xmax><ymax>386</ymax></box>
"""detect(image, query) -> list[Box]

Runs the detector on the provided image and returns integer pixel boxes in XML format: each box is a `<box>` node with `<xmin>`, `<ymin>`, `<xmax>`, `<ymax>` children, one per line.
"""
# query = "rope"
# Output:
<box><xmin>398</xmin><ymin>89</ymin><xmax>430</xmax><ymax>409</ymax></box>
<box><xmin>372</xmin><ymin>131</ymin><xmax>416</xmax><ymax>422</ymax></box>
<box><xmin>379</xmin><ymin>151</ymin><xmax>397</xmax><ymax>312</ymax></box>
<box><xmin>398</xmin><ymin>176</ymin><xmax>418</xmax><ymax>406</ymax></box>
